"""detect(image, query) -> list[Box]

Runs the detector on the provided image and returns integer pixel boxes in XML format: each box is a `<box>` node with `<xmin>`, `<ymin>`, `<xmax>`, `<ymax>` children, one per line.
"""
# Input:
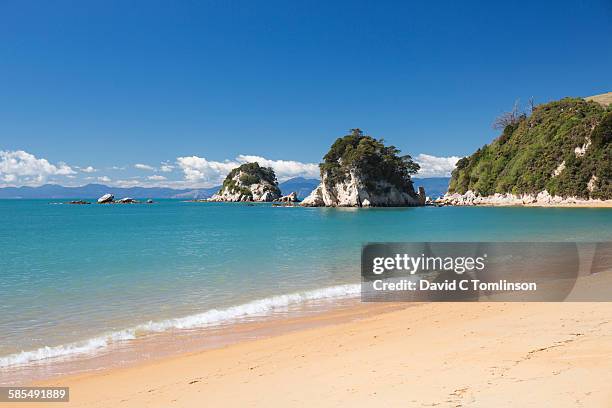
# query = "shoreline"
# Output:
<box><xmin>436</xmin><ymin>201</ymin><xmax>612</xmax><ymax>208</ymax></box>
<box><xmin>0</xmin><ymin>285</ymin><xmax>382</xmax><ymax>386</ymax></box>
<box><xmin>17</xmin><ymin>301</ymin><xmax>612</xmax><ymax>407</ymax></box>
<box><xmin>4</xmin><ymin>241</ymin><xmax>612</xmax><ymax>389</ymax></box>
<box><xmin>17</xmin><ymin>269</ymin><xmax>612</xmax><ymax>407</ymax></box>
<box><xmin>436</xmin><ymin>191</ymin><xmax>612</xmax><ymax>208</ymax></box>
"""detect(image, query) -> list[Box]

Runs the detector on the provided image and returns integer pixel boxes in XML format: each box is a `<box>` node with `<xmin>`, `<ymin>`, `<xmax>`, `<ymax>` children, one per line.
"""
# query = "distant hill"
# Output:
<box><xmin>0</xmin><ymin>183</ymin><xmax>196</xmax><ymax>199</ymax></box>
<box><xmin>585</xmin><ymin>92</ymin><xmax>612</xmax><ymax>107</ymax></box>
<box><xmin>169</xmin><ymin>187</ymin><xmax>221</xmax><ymax>199</ymax></box>
<box><xmin>412</xmin><ymin>177</ymin><xmax>451</xmax><ymax>199</ymax></box>
<box><xmin>0</xmin><ymin>180</ymin><xmax>317</xmax><ymax>200</ymax></box>
<box><xmin>0</xmin><ymin>177</ymin><xmax>451</xmax><ymax>200</ymax></box>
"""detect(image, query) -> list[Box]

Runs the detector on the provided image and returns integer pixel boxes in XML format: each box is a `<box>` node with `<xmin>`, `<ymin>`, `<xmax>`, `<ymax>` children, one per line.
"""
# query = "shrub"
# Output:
<box><xmin>591</xmin><ymin>111</ymin><xmax>612</xmax><ymax>147</ymax></box>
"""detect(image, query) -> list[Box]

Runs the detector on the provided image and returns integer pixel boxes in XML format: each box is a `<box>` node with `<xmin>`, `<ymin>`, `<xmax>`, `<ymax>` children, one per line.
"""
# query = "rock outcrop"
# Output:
<box><xmin>209</xmin><ymin>162</ymin><xmax>281</xmax><ymax>202</ymax></box>
<box><xmin>301</xmin><ymin>129</ymin><xmax>423</xmax><ymax>207</ymax></box>
<box><xmin>437</xmin><ymin>190</ymin><xmax>611</xmax><ymax>207</ymax></box>
<box><xmin>277</xmin><ymin>192</ymin><xmax>299</xmax><ymax>202</ymax></box>
<box><xmin>97</xmin><ymin>193</ymin><xmax>114</xmax><ymax>204</ymax></box>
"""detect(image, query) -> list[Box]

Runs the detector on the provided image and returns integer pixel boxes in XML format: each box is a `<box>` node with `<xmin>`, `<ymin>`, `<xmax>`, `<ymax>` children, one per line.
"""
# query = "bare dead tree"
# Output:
<box><xmin>492</xmin><ymin>99</ymin><xmax>524</xmax><ymax>130</ymax></box>
<box><xmin>527</xmin><ymin>96</ymin><xmax>535</xmax><ymax>114</ymax></box>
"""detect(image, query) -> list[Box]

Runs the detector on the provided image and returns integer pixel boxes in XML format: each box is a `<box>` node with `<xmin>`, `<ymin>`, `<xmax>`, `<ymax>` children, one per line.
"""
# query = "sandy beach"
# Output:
<box><xmin>10</xmin><ymin>300</ymin><xmax>611</xmax><ymax>408</ymax></box>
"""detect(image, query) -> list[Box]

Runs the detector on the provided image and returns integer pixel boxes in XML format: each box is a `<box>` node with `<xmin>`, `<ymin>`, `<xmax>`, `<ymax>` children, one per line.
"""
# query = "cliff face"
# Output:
<box><xmin>446</xmin><ymin>97</ymin><xmax>611</xmax><ymax>203</ymax></box>
<box><xmin>209</xmin><ymin>162</ymin><xmax>281</xmax><ymax>202</ymax></box>
<box><xmin>302</xmin><ymin>129</ymin><xmax>422</xmax><ymax>207</ymax></box>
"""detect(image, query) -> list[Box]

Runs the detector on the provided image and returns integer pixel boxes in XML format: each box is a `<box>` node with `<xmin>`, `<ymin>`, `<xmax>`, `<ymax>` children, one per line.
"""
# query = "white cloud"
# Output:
<box><xmin>176</xmin><ymin>156</ymin><xmax>237</xmax><ymax>185</ymax></box>
<box><xmin>413</xmin><ymin>154</ymin><xmax>461</xmax><ymax>178</ymax></box>
<box><xmin>0</xmin><ymin>150</ymin><xmax>75</xmax><ymax>186</ymax></box>
<box><xmin>134</xmin><ymin>163</ymin><xmax>156</xmax><ymax>171</ymax></box>
<box><xmin>160</xmin><ymin>163</ymin><xmax>174</xmax><ymax>172</ymax></box>
<box><xmin>174</xmin><ymin>153</ymin><xmax>460</xmax><ymax>186</ymax></box>
<box><xmin>176</xmin><ymin>154</ymin><xmax>320</xmax><ymax>187</ymax></box>
<box><xmin>235</xmin><ymin>155</ymin><xmax>320</xmax><ymax>181</ymax></box>
<box><xmin>0</xmin><ymin>149</ymin><xmax>463</xmax><ymax>189</ymax></box>
<box><xmin>114</xmin><ymin>179</ymin><xmax>142</xmax><ymax>187</ymax></box>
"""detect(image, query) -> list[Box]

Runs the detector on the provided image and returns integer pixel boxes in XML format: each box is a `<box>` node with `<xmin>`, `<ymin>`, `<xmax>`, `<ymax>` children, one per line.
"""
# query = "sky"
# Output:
<box><xmin>1</xmin><ymin>0</ymin><xmax>611</xmax><ymax>188</ymax></box>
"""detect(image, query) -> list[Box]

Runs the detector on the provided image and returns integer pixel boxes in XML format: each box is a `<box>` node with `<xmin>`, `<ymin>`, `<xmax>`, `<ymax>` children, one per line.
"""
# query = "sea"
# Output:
<box><xmin>1</xmin><ymin>199</ymin><xmax>611</xmax><ymax>383</ymax></box>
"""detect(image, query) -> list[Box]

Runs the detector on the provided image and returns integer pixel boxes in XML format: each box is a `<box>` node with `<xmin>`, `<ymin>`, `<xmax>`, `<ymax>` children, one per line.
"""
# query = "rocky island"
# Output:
<box><xmin>438</xmin><ymin>93</ymin><xmax>612</xmax><ymax>207</ymax></box>
<box><xmin>208</xmin><ymin>162</ymin><xmax>283</xmax><ymax>202</ymax></box>
<box><xmin>302</xmin><ymin>129</ymin><xmax>424</xmax><ymax>207</ymax></box>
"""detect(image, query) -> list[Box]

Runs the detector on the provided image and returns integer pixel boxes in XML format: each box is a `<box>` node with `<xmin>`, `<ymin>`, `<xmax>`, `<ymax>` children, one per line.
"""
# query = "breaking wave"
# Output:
<box><xmin>0</xmin><ymin>283</ymin><xmax>360</xmax><ymax>368</ymax></box>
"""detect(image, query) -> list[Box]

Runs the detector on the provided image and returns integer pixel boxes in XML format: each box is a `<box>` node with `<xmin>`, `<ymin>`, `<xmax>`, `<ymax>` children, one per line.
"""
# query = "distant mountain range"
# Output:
<box><xmin>0</xmin><ymin>183</ymin><xmax>205</xmax><ymax>200</ymax></box>
<box><xmin>277</xmin><ymin>177</ymin><xmax>320</xmax><ymax>199</ymax></box>
<box><xmin>412</xmin><ymin>177</ymin><xmax>451</xmax><ymax>199</ymax></box>
<box><xmin>0</xmin><ymin>177</ymin><xmax>450</xmax><ymax>200</ymax></box>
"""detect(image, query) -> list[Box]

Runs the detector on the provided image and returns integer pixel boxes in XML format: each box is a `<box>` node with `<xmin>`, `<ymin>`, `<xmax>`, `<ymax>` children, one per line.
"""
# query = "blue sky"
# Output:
<box><xmin>0</xmin><ymin>0</ymin><xmax>611</xmax><ymax>187</ymax></box>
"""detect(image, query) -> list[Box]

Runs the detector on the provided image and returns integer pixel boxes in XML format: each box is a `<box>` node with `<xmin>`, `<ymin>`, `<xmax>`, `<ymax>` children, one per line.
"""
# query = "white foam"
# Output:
<box><xmin>0</xmin><ymin>329</ymin><xmax>137</xmax><ymax>368</ymax></box>
<box><xmin>0</xmin><ymin>284</ymin><xmax>360</xmax><ymax>368</ymax></box>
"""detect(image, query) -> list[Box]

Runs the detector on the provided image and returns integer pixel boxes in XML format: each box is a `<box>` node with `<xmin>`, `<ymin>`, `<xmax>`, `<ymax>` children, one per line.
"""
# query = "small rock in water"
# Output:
<box><xmin>97</xmin><ymin>193</ymin><xmax>114</xmax><ymax>204</ymax></box>
<box><xmin>276</xmin><ymin>192</ymin><xmax>299</xmax><ymax>203</ymax></box>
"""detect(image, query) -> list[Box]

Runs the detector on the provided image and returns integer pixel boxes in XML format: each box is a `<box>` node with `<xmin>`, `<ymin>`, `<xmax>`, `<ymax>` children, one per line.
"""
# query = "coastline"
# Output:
<box><xmin>19</xmin><ymin>301</ymin><xmax>612</xmax><ymax>407</ymax></box>
<box><xmin>436</xmin><ymin>191</ymin><xmax>612</xmax><ymax>208</ymax></box>
<box><xmin>438</xmin><ymin>201</ymin><xmax>612</xmax><ymax>208</ymax></box>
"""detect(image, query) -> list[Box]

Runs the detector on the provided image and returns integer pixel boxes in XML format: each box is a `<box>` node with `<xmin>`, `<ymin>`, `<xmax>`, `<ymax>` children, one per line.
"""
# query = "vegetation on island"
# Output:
<box><xmin>320</xmin><ymin>129</ymin><xmax>420</xmax><ymax>195</ymax></box>
<box><xmin>219</xmin><ymin>162</ymin><xmax>281</xmax><ymax>197</ymax></box>
<box><xmin>448</xmin><ymin>98</ymin><xmax>612</xmax><ymax>199</ymax></box>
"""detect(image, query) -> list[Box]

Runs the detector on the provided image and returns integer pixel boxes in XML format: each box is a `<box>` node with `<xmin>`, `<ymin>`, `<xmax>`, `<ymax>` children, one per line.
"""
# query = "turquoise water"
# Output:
<box><xmin>1</xmin><ymin>200</ymin><xmax>611</xmax><ymax>367</ymax></box>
